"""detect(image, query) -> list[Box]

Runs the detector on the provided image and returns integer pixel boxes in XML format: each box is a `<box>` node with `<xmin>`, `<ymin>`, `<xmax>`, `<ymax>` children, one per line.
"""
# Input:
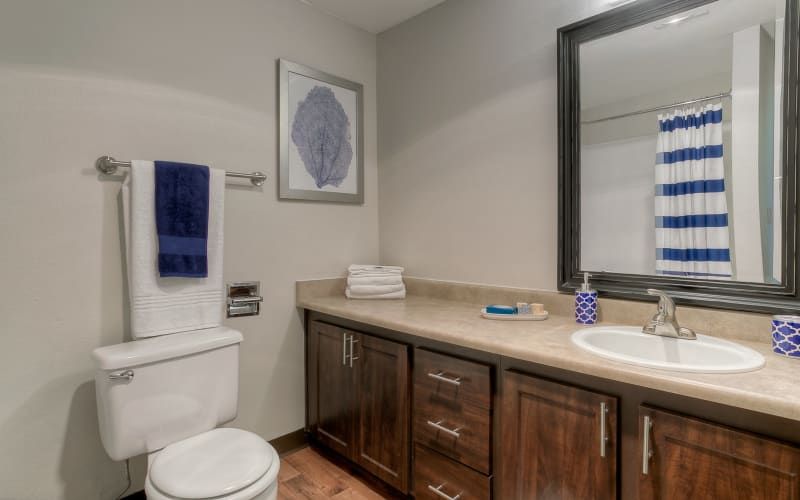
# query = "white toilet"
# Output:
<box><xmin>92</xmin><ymin>327</ymin><xmax>280</xmax><ymax>500</ymax></box>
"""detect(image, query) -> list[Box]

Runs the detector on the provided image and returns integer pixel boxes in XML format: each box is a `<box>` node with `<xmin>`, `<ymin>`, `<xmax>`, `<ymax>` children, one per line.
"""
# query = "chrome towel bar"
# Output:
<box><xmin>95</xmin><ymin>156</ymin><xmax>266</xmax><ymax>187</ymax></box>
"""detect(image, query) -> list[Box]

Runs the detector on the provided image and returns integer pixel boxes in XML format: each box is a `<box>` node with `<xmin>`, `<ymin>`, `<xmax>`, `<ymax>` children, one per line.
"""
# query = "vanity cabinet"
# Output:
<box><xmin>639</xmin><ymin>406</ymin><xmax>800</xmax><ymax>499</ymax></box>
<box><xmin>500</xmin><ymin>370</ymin><xmax>618</xmax><ymax>500</ymax></box>
<box><xmin>305</xmin><ymin>310</ymin><xmax>800</xmax><ymax>499</ymax></box>
<box><xmin>413</xmin><ymin>349</ymin><xmax>494</xmax><ymax>499</ymax></box>
<box><xmin>414</xmin><ymin>442</ymin><xmax>491</xmax><ymax>500</ymax></box>
<box><xmin>307</xmin><ymin>320</ymin><xmax>410</xmax><ymax>493</ymax></box>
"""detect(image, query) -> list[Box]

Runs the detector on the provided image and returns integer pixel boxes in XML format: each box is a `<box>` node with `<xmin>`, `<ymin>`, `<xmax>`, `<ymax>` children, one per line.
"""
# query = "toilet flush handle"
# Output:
<box><xmin>108</xmin><ymin>369</ymin><xmax>134</xmax><ymax>381</ymax></box>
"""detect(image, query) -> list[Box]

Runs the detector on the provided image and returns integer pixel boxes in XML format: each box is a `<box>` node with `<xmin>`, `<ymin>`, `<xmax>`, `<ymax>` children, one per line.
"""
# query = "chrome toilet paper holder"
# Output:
<box><xmin>227</xmin><ymin>281</ymin><xmax>263</xmax><ymax>317</ymax></box>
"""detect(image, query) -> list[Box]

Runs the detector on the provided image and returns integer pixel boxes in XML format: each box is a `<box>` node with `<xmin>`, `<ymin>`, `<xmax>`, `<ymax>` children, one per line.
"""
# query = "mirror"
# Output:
<box><xmin>558</xmin><ymin>0</ymin><xmax>799</xmax><ymax>312</ymax></box>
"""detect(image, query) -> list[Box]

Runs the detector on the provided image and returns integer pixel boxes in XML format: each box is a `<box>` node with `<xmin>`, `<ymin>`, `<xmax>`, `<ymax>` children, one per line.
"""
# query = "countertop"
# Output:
<box><xmin>298</xmin><ymin>288</ymin><xmax>800</xmax><ymax>422</ymax></box>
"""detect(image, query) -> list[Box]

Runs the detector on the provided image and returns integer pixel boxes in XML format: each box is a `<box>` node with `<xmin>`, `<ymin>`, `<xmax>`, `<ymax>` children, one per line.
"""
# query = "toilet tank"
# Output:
<box><xmin>92</xmin><ymin>327</ymin><xmax>243</xmax><ymax>461</ymax></box>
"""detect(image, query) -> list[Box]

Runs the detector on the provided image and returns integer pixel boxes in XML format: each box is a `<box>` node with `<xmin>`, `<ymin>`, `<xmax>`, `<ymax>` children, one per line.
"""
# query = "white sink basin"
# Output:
<box><xmin>571</xmin><ymin>326</ymin><xmax>765</xmax><ymax>373</ymax></box>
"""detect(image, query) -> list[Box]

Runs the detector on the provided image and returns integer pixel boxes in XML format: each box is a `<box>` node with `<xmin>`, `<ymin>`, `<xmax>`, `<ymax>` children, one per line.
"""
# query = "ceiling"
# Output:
<box><xmin>298</xmin><ymin>0</ymin><xmax>446</xmax><ymax>34</ymax></box>
<box><xmin>581</xmin><ymin>0</ymin><xmax>782</xmax><ymax>109</ymax></box>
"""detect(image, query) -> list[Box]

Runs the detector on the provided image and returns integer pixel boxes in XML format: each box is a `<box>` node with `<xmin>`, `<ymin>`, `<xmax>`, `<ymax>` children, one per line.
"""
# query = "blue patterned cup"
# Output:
<box><xmin>575</xmin><ymin>291</ymin><xmax>598</xmax><ymax>325</ymax></box>
<box><xmin>772</xmin><ymin>315</ymin><xmax>800</xmax><ymax>358</ymax></box>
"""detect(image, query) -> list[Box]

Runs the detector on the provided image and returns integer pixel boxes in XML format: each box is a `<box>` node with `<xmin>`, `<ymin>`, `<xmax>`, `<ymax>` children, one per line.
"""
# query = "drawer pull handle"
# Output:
<box><xmin>428</xmin><ymin>483</ymin><xmax>462</xmax><ymax>500</ymax></box>
<box><xmin>427</xmin><ymin>371</ymin><xmax>461</xmax><ymax>386</ymax></box>
<box><xmin>427</xmin><ymin>419</ymin><xmax>461</xmax><ymax>438</ymax></box>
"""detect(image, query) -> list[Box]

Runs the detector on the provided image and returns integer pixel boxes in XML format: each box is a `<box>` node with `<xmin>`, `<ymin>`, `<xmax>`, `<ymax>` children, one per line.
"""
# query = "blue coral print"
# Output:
<box><xmin>291</xmin><ymin>86</ymin><xmax>353</xmax><ymax>188</ymax></box>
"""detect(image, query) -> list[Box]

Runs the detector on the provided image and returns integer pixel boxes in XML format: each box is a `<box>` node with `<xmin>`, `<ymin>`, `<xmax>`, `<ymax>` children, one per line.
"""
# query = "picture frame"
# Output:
<box><xmin>278</xmin><ymin>59</ymin><xmax>364</xmax><ymax>203</ymax></box>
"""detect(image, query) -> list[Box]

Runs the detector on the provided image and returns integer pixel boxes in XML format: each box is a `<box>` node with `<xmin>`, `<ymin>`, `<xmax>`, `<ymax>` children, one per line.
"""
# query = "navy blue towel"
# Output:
<box><xmin>154</xmin><ymin>161</ymin><xmax>210</xmax><ymax>278</ymax></box>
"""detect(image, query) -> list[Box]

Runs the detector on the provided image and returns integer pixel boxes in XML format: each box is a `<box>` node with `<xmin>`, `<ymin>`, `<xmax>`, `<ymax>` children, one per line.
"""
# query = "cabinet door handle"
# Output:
<box><xmin>427</xmin><ymin>419</ymin><xmax>461</xmax><ymax>438</ymax></box>
<box><xmin>642</xmin><ymin>415</ymin><xmax>653</xmax><ymax>475</ymax></box>
<box><xmin>427</xmin><ymin>483</ymin><xmax>462</xmax><ymax>500</ymax></box>
<box><xmin>427</xmin><ymin>371</ymin><xmax>461</xmax><ymax>386</ymax></box>
<box><xmin>600</xmin><ymin>402</ymin><xmax>609</xmax><ymax>458</ymax></box>
<box><xmin>342</xmin><ymin>332</ymin><xmax>348</xmax><ymax>366</ymax></box>
<box><xmin>349</xmin><ymin>335</ymin><xmax>359</xmax><ymax>368</ymax></box>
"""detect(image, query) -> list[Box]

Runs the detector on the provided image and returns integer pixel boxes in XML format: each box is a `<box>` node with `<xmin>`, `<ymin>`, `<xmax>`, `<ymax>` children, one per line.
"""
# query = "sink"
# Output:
<box><xmin>571</xmin><ymin>326</ymin><xmax>765</xmax><ymax>373</ymax></box>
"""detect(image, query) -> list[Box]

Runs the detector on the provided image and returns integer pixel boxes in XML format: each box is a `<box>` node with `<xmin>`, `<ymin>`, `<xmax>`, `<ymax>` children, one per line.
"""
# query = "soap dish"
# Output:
<box><xmin>481</xmin><ymin>308</ymin><xmax>549</xmax><ymax>321</ymax></box>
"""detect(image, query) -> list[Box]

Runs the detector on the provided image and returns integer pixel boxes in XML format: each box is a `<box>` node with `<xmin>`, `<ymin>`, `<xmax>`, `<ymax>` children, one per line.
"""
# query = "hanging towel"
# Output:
<box><xmin>122</xmin><ymin>160</ymin><xmax>225</xmax><ymax>338</ymax></box>
<box><xmin>654</xmin><ymin>103</ymin><xmax>733</xmax><ymax>279</ymax></box>
<box><xmin>155</xmin><ymin>161</ymin><xmax>210</xmax><ymax>278</ymax></box>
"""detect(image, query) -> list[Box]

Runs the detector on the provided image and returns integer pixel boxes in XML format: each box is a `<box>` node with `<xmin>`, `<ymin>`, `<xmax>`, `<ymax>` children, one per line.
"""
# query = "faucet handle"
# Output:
<box><xmin>646</xmin><ymin>289</ymin><xmax>676</xmax><ymax>316</ymax></box>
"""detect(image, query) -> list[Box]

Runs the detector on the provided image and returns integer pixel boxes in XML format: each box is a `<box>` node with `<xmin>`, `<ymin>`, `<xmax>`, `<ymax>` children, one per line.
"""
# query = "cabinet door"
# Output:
<box><xmin>639</xmin><ymin>406</ymin><xmax>800</xmax><ymax>499</ymax></box>
<box><xmin>309</xmin><ymin>322</ymin><xmax>355</xmax><ymax>459</ymax></box>
<box><xmin>501</xmin><ymin>371</ymin><xmax>618</xmax><ymax>500</ymax></box>
<box><xmin>354</xmin><ymin>333</ymin><xmax>410</xmax><ymax>492</ymax></box>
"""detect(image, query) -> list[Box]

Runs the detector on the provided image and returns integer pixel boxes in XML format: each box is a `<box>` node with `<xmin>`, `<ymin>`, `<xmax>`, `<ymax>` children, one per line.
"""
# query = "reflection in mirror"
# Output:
<box><xmin>579</xmin><ymin>0</ymin><xmax>786</xmax><ymax>284</ymax></box>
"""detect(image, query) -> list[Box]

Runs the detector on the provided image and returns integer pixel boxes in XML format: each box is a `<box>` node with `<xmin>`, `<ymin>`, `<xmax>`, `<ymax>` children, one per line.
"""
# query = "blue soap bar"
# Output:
<box><xmin>486</xmin><ymin>305</ymin><xmax>517</xmax><ymax>315</ymax></box>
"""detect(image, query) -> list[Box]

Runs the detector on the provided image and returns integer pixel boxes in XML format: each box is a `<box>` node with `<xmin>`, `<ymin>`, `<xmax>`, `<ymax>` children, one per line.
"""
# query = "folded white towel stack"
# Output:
<box><xmin>122</xmin><ymin>160</ymin><xmax>226</xmax><ymax>338</ymax></box>
<box><xmin>345</xmin><ymin>265</ymin><xmax>406</xmax><ymax>299</ymax></box>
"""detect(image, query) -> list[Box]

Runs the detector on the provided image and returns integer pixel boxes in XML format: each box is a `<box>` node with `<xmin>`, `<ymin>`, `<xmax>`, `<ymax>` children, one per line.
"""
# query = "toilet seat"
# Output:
<box><xmin>145</xmin><ymin>428</ymin><xmax>280</xmax><ymax>500</ymax></box>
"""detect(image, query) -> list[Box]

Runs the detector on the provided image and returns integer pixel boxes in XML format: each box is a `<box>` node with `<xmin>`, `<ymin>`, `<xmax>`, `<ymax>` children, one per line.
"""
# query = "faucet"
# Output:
<box><xmin>642</xmin><ymin>289</ymin><xmax>697</xmax><ymax>340</ymax></box>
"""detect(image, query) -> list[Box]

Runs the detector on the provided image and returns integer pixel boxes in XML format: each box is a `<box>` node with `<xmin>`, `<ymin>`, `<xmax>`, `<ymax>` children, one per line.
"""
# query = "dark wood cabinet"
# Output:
<box><xmin>501</xmin><ymin>370</ymin><xmax>618</xmax><ymax>500</ymax></box>
<box><xmin>355</xmin><ymin>332</ymin><xmax>410</xmax><ymax>491</ymax></box>
<box><xmin>414</xmin><ymin>348</ymin><xmax>493</xmax><ymax>476</ymax></box>
<box><xmin>307</xmin><ymin>320</ymin><xmax>410</xmax><ymax>493</ymax></box>
<box><xmin>414</xmin><ymin>443</ymin><xmax>491</xmax><ymax>500</ymax></box>
<box><xmin>306</xmin><ymin>311</ymin><xmax>800</xmax><ymax>500</ymax></box>
<box><xmin>311</xmin><ymin>321</ymin><xmax>355</xmax><ymax>457</ymax></box>
<box><xmin>639</xmin><ymin>406</ymin><xmax>800</xmax><ymax>500</ymax></box>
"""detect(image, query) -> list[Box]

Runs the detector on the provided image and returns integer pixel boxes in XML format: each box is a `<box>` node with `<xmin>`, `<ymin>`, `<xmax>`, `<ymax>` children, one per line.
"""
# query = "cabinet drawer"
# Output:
<box><xmin>414</xmin><ymin>386</ymin><xmax>491</xmax><ymax>474</ymax></box>
<box><xmin>415</xmin><ymin>348</ymin><xmax>492</xmax><ymax>410</ymax></box>
<box><xmin>414</xmin><ymin>444</ymin><xmax>491</xmax><ymax>500</ymax></box>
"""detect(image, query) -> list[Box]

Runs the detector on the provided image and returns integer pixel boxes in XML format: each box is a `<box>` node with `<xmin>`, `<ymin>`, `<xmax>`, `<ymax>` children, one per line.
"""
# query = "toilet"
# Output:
<box><xmin>92</xmin><ymin>327</ymin><xmax>280</xmax><ymax>500</ymax></box>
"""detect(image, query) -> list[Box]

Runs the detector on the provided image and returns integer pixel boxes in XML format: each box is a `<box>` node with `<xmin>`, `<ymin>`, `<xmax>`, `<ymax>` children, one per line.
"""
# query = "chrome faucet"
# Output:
<box><xmin>642</xmin><ymin>289</ymin><xmax>697</xmax><ymax>340</ymax></box>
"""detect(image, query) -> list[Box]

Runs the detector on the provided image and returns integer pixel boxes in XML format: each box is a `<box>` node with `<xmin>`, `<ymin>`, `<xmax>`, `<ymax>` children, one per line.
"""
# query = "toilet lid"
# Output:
<box><xmin>150</xmin><ymin>428</ymin><xmax>274</xmax><ymax>499</ymax></box>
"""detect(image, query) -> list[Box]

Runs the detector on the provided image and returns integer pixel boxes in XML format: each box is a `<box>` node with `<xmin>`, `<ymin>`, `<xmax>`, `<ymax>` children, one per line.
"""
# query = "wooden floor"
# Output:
<box><xmin>277</xmin><ymin>447</ymin><xmax>388</xmax><ymax>499</ymax></box>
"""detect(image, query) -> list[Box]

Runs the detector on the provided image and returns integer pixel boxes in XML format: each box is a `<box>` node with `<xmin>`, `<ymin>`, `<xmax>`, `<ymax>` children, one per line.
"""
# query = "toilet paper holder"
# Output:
<box><xmin>227</xmin><ymin>281</ymin><xmax>263</xmax><ymax>317</ymax></box>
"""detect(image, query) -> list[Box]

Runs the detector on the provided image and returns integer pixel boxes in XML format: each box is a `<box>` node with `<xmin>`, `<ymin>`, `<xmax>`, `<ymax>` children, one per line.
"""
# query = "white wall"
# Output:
<box><xmin>377</xmin><ymin>0</ymin><xmax>612</xmax><ymax>289</ymax></box>
<box><xmin>773</xmin><ymin>17</ymin><xmax>785</xmax><ymax>282</ymax></box>
<box><xmin>0</xmin><ymin>1</ymin><xmax>378</xmax><ymax>499</ymax></box>
<box><xmin>581</xmin><ymin>136</ymin><xmax>656</xmax><ymax>275</ymax></box>
<box><xmin>731</xmin><ymin>24</ymin><xmax>770</xmax><ymax>282</ymax></box>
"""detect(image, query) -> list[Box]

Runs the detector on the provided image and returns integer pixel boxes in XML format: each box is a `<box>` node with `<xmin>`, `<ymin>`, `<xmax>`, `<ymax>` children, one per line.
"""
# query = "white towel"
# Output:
<box><xmin>348</xmin><ymin>264</ymin><xmax>404</xmax><ymax>275</ymax></box>
<box><xmin>122</xmin><ymin>160</ymin><xmax>225</xmax><ymax>338</ymax></box>
<box><xmin>347</xmin><ymin>284</ymin><xmax>405</xmax><ymax>295</ymax></box>
<box><xmin>347</xmin><ymin>275</ymin><xmax>404</xmax><ymax>287</ymax></box>
<box><xmin>346</xmin><ymin>289</ymin><xmax>406</xmax><ymax>299</ymax></box>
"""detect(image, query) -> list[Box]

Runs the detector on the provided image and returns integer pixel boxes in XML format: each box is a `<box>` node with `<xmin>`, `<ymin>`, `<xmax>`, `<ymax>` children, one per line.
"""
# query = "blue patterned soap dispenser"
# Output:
<box><xmin>575</xmin><ymin>272</ymin><xmax>598</xmax><ymax>325</ymax></box>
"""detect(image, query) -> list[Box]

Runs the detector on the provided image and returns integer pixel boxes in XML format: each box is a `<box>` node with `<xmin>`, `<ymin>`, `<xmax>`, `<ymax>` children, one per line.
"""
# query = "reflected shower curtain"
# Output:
<box><xmin>655</xmin><ymin>103</ymin><xmax>732</xmax><ymax>278</ymax></box>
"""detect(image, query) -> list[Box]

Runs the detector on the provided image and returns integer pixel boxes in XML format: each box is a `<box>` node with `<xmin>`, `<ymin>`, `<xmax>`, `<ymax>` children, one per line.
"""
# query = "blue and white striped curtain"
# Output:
<box><xmin>655</xmin><ymin>103</ymin><xmax>732</xmax><ymax>279</ymax></box>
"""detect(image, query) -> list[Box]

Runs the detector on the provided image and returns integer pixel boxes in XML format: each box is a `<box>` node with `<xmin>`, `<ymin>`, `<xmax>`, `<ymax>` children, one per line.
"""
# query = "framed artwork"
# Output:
<box><xmin>278</xmin><ymin>59</ymin><xmax>364</xmax><ymax>203</ymax></box>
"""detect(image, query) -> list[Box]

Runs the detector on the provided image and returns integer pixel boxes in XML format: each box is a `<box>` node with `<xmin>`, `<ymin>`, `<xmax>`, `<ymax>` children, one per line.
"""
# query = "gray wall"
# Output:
<box><xmin>0</xmin><ymin>1</ymin><xmax>378</xmax><ymax>498</ymax></box>
<box><xmin>377</xmin><ymin>0</ymin><xmax>609</xmax><ymax>288</ymax></box>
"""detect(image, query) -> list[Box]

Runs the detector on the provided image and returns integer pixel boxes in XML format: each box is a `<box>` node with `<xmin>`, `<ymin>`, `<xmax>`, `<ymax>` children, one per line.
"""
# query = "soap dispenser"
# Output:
<box><xmin>575</xmin><ymin>272</ymin><xmax>598</xmax><ymax>325</ymax></box>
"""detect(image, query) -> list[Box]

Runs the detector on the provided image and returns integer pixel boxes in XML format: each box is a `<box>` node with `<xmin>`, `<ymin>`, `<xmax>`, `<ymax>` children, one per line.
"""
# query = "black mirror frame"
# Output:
<box><xmin>557</xmin><ymin>0</ymin><xmax>800</xmax><ymax>313</ymax></box>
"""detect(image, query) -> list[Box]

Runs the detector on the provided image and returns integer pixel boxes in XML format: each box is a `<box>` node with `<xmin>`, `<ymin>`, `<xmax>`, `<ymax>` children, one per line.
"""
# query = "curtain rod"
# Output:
<box><xmin>95</xmin><ymin>156</ymin><xmax>266</xmax><ymax>187</ymax></box>
<box><xmin>581</xmin><ymin>90</ymin><xmax>732</xmax><ymax>125</ymax></box>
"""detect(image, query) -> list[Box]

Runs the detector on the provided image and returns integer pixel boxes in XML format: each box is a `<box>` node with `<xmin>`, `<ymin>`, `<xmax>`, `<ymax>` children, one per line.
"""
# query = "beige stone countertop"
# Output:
<box><xmin>298</xmin><ymin>292</ymin><xmax>800</xmax><ymax>422</ymax></box>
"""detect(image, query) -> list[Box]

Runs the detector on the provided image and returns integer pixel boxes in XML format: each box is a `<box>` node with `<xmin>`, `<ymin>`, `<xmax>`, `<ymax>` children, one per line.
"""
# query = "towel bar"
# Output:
<box><xmin>95</xmin><ymin>156</ymin><xmax>267</xmax><ymax>187</ymax></box>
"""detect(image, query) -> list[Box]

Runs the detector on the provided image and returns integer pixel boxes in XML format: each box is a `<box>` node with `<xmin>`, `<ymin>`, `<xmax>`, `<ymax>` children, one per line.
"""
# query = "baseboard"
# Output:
<box><xmin>269</xmin><ymin>428</ymin><xmax>308</xmax><ymax>456</ymax></box>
